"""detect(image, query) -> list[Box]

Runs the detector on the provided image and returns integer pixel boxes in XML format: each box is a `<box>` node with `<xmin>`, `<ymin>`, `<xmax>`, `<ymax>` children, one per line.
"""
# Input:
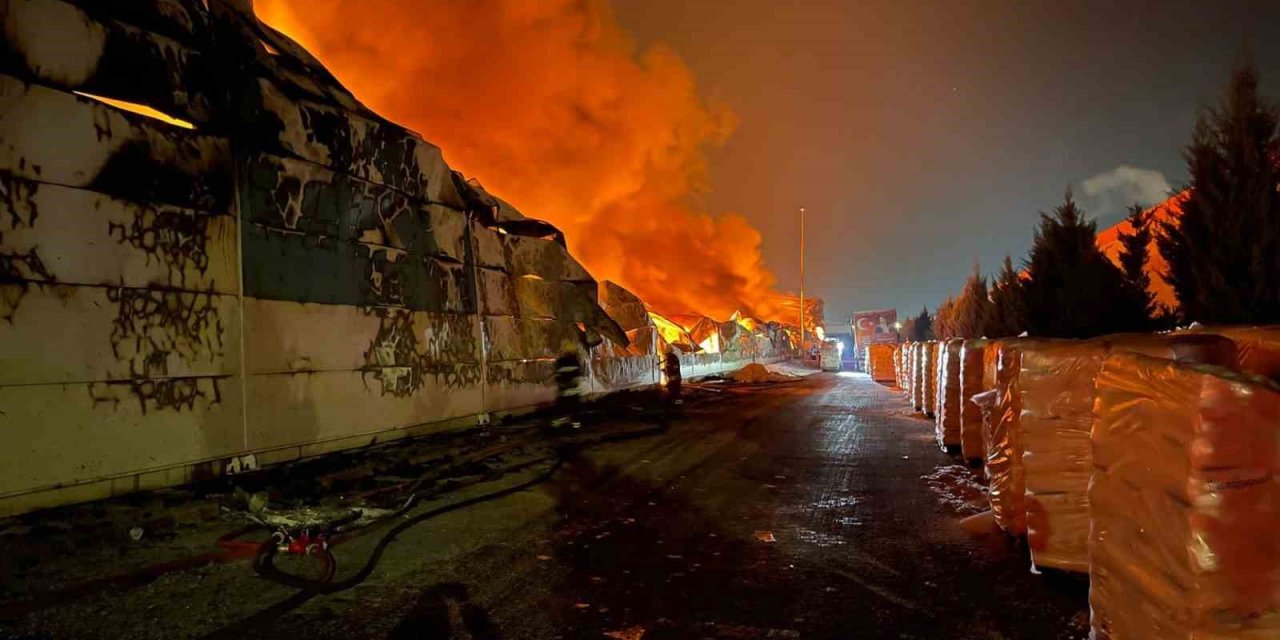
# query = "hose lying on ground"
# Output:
<box><xmin>198</xmin><ymin>420</ymin><xmax>671</xmax><ymax>638</ymax></box>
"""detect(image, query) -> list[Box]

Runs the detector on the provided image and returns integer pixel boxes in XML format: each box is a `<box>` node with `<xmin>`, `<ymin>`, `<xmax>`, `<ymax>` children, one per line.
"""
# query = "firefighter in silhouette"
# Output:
<box><xmin>662</xmin><ymin>347</ymin><xmax>683</xmax><ymax>403</ymax></box>
<box><xmin>552</xmin><ymin>339</ymin><xmax>584</xmax><ymax>429</ymax></box>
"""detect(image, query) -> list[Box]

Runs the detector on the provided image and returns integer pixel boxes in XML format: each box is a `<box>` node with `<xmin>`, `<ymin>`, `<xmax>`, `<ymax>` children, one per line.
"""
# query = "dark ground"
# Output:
<box><xmin>0</xmin><ymin>371</ymin><xmax>1088</xmax><ymax>639</ymax></box>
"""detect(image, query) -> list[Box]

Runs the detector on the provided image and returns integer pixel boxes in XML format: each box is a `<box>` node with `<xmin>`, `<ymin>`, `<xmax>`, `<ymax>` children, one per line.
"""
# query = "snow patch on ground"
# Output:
<box><xmin>921</xmin><ymin>465</ymin><xmax>988</xmax><ymax>516</ymax></box>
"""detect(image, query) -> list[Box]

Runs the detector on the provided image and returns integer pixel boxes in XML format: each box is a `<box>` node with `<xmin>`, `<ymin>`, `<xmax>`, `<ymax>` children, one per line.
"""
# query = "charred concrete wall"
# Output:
<box><xmin>0</xmin><ymin>0</ymin><xmax>632</xmax><ymax>515</ymax></box>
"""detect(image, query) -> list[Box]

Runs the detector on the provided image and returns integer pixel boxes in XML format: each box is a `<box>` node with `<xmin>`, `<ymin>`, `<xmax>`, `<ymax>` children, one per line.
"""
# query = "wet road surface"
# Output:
<box><xmin>1</xmin><ymin>372</ymin><xmax>1088</xmax><ymax>639</ymax></box>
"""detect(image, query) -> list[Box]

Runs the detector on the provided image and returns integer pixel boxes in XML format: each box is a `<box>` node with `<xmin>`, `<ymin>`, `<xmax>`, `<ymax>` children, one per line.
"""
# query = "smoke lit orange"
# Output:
<box><xmin>254</xmin><ymin>0</ymin><xmax>787</xmax><ymax>321</ymax></box>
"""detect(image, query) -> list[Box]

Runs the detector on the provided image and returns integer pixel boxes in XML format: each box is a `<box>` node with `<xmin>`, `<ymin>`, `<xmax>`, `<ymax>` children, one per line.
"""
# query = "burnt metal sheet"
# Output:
<box><xmin>471</xmin><ymin>222</ymin><xmax>507</xmax><ymax>269</ymax></box>
<box><xmin>477</xmin><ymin>268</ymin><xmax>517</xmax><ymax>317</ymax></box>
<box><xmin>505</xmin><ymin>234</ymin><xmax>593</xmax><ymax>282</ymax></box>
<box><xmin>484</xmin><ymin>360</ymin><xmax>557</xmax><ymax>411</ymax></box>
<box><xmin>590</xmin><ymin>354</ymin><xmax>656</xmax><ymax>392</ymax></box>
<box><xmin>0</xmin><ymin>375</ymin><xmax>242</xmax><ymax>495</ymax></box>
<box><xmin>56</xmin><ymin>0</ymin><xmax>206</xmax><ymax>46</ymax></box>
<box><xmin>0</xmin><ymin>174</ymin><xmax>237</xmax><ymax>293</ymax></box>
<box><xmin>240</xmin><ymin>153</ymin><xmax>422</xmax><ymax>245</ymax></box>
<box><xmin>0</xmin><ymin>282</ymin><xmax>241</xmax><ymax>385</ymax></box>
<box><xmin>423</xmin><ymin>204</ymin><xmax>468</xmax><ymax>263</ymax></box>
<box><xmin>0</xmin><ymin>75</ymin><xmax>232</xmax><ymax>212</ymax></box>
<box><xmin>599</xmin><ymin>281</ymin><xmax>650</xmax><ymax>332</ymax></box>
<box><xmin>241</xmin><ymin>222</ymin><xmax>472</xmax><ymax>313</ymax></box>
<box><xmin>483</xmin><ymin>316</ymin><xmax>578</xmax><ymax>363</ymax></box>
<box><xmin>242</xmin><ymin>298</ymin><xmax>478</xmax><ymax>375</ymax></box>
<box><xmin>251</xmin><ymin>79</ymin><xmax>457</xmax><ymax>205</ymax></box>
<box><xmin>0</xmin><ymin>0</ymin><xmax>216</xmax><ymax>123</ymax></box>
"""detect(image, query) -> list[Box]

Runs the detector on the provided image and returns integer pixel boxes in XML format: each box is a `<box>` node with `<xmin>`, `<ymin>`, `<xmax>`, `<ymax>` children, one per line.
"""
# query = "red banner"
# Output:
<box><xmin>852</xmin><ymin>309</ymin><xmax>899</xmax><ymax>351</ymax></box>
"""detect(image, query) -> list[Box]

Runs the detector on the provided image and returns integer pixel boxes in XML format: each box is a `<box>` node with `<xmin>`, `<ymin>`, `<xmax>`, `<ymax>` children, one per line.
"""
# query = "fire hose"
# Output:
<box><xmin>198</xmin><ymin>420</ymin><xmax>672</xmax><ymax>638</ymax></box>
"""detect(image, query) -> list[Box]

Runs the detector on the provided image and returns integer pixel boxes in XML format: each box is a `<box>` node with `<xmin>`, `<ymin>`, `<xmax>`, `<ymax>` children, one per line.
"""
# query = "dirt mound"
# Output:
<box><xmin>729</xmin><ymin>363</ymin><xmax>796</xmax><ymax>384</ymax></box>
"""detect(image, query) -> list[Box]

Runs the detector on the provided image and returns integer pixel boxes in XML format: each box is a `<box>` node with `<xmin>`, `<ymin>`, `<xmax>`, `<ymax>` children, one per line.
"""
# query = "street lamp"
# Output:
<box><xmin>798</xmin><ymin>207</ymin><xmax>805</xmax><ymax>355</ymax></box>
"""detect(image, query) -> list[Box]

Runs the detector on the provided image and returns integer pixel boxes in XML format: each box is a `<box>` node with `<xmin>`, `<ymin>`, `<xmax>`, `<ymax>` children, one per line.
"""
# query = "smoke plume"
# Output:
<box><xmin>255</xmin><ymin>0</ymin><xmax>785</xmax><ymax>321</ymax></box>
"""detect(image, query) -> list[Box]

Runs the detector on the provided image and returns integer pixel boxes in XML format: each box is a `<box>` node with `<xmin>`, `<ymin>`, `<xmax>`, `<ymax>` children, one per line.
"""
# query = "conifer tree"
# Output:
<box><xmin>986</xmin><ymin>255</ymin><xmax>1026</xmax><ymax>338</ymax></box>
<box><xmin>1117</xmin><ymin>203</ymin><xmax>1156</xmax><ymax>326</ymax></box>
<box><xmin>950</xmin><ymin>263</ymin><xmax>994</xmax><ymax>338</ymax></box>
<box><xmin>1022</xmin><ymin>191</ymin><xmax>1147</xmax><ymax>338</ymax></box>
<box><xmin>909</xmin><ymin>306</ymin><xmax>934</xmax><ymax>341</ymax></box>
<box><xmin>1158</xmin><ymin>64</ymin><xmax>1280</xmax><ymax>324</ymax></box>
<box><xmin>933</xmin><ymin>296</ymin><xmax>956</xmax><ymax>339</ymax></box>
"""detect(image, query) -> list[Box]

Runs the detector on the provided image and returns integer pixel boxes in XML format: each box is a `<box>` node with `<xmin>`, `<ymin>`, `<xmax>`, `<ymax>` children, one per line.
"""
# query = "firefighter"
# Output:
<box><xmin>552</xmin><ymin>340</ymin><xmax>584</xmax><ymax>428</ymax></box>
<box><xmin>662</xmin><ymin>347</ymin><xmax>683</xmax><ymax>403</ymax></box>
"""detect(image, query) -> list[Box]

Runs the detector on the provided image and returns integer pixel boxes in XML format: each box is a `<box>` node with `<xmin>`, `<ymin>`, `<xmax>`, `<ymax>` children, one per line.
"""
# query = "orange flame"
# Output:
<box><xmin>255</xmin><ymin>0</ymin><xmax>786</xmax><ymax>321</ymax></box>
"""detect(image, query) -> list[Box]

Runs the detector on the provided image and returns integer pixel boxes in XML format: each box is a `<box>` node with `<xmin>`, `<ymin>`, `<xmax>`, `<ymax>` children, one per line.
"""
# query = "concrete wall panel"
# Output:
<box><xmin>0</xmin><ymin>283</ymin><xmax>241</xmax><ymax>385</ymax></box>
<box><xmin>243</xmin><ymin>298</ymin><xmax>478</xmax><ymax>374</ymax></box>
<box><xmin>0</xmin><ymin>375</ymin><xmax>242</xmax><ymax>496</ymax></box>
<box><xmin>0</xmin><ymin>175</ymin><xmax>237</xmax><ymax>292</ymax></box>
<box><xmin>244</xmin><ymin>367</ymin><xmax>482</xmax><ymax>451</ymax></box>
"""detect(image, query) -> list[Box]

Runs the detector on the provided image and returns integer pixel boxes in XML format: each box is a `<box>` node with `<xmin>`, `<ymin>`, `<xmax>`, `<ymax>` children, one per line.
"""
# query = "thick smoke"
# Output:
<box><xmin>255</xmin><ymin>0</ymin><xmax>784</xmax><ymax>321</ymax></box>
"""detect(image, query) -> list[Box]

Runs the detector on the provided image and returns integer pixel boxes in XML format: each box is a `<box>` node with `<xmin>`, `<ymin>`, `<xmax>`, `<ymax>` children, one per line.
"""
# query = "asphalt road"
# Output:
<box><xmin>2</xmin><ymin>372</ymin><xmax>1089</xmax><ymax>639</ymax></box>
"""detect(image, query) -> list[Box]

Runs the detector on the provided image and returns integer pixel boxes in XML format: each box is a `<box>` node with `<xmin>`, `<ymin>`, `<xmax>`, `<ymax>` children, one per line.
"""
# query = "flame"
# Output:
<box><xmin>73</xmin><ymin>92</ymin><xmax>196</xmax><ymax>129</ymax></box>
<box><xmin>254</xmin><ymin>0</ymin><xmax>786</xmax><ymax>321</ymax></box>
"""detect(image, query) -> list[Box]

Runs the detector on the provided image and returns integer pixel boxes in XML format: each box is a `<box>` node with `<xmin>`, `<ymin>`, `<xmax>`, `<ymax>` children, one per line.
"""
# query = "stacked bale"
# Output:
<box><xmin>985</xmin><ymin>338</ymin><xmax>1060</xmax><ymax>535</ymax></box>
<box><xmin>1091</xmin><ymin>353</ymin><xmax>1280</xmax><ymax>638</ymax></box>
<box><xmin>936</xmin><ymin>339</ymin><xmax>964</xmax><ymax>451</ymax></box>
<box><xmin>958</xmin><ymin>339</ymin><xmax>989</xmax><ymax>464</ymax></box>
<box><xmin>866</xmin><ymin>343</ymin><xmax>896</xmax><ymax>382</ymax></box>
<box><xmin>911</xmin><ymin>343</ymin><xmax>926</xmax><ymax>412</ymax></box>
<box><xmin>1019</xmin><ymin>334</ymin><xmax>1236</xmax><ymax>573</ymax></box>
<box><xmin>1209</xmin><ymin>325</ymin><xmax>1280</xmax><ymax>380</ymax></box>
<box><xmin>923</xmin><ymin>341</ymin><xmax>939</xmax><ymax>418</ymax></box>
<box><xmin>1019</xmin><ymin>340</ymin><xmax>1107</xmax><ymax>572</ymax></box>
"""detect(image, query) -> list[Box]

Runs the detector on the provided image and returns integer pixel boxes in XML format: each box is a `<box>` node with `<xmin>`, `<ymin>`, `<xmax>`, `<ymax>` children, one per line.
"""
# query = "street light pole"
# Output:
<box><xmin>799</xmin><ymin>207</ymin><xmax>805</xmax><ymax>356</ymax></box>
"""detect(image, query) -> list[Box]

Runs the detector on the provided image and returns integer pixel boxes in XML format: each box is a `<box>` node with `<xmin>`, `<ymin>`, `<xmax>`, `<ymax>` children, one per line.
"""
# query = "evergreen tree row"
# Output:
<box><xmin>919</xmin><ymin>63</ymin><xmax>1280</xmax><ymax>341</ymax></box>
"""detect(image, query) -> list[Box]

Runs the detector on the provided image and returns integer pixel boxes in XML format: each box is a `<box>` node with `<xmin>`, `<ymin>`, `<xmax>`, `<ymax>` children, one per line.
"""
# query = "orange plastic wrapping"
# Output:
<box><xmin>866</xmin><ymin>343</ymin><xmax>896</xmax><ymax>382</ymax></box>
<box><xmin>936</xmin><ymin>339</ymin><xmax>963</xmax><ymax>451</ymax></box>
<box><xmin>1018</xmin><ymin>334</ymin><xmax>1236</xmax><ymax>573</ymax></box>
<box><xmin>923</xmin><ymin>341</ymin><xmax>939</xmax><ymax>417</ymax></box>
<box><xmin>986</xmin><ymin>338</ymin><xmax>1058</xmax><ymax>536</ymax></box>
<box><xmin>892</xmin><ymin>343</ymin><xmax>903</xmax><ymax>387</ymax></box>
<box><xmin>1090</xmin><ymin>353</ymin><xmax>1280</xmax><ymax>639</ymax></box>
<box><xmin>959</xmin><ymin>339</ymin><xmax>989</xmax><ymax>463</ymax></box>
<box><xmin>1019</xmin><ymin>340</ymin><xmax>1105</xmax><ymax>573</ymax></box>
<box><xmin>1212</xmin><ymin>325</ymin><xmax>1280</xmax><ymax>381</ymax></box>
<box><xmin>908</xmin><ymin>343</ymin><xmax>923</xmax><ymax>410</ymax></box>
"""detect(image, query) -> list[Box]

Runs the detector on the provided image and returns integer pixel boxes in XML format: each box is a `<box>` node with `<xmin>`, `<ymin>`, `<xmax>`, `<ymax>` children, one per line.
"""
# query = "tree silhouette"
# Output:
<box><xmin>986</xmin><ymin>255</ymin><xmax>1026</xmax><ymax>338</ymax></box>
<box><xmin>933</xmin><ymin>296</ymin><xmax>956</xmax><ymax>339</ymax></box>
<box><xmin>949</xmin><ymin>262</ymin><xmax>994</xmax><ymax>338</ymax></box>
<box><xmin>1117</xmin><ymin>203</ymin><xmax>1157</xmax><ymax>327</ymax></box>
<box><xmin>1158</xmin><ymin>64</ymin><xmax>1280</xmax><ymax>324</ymax></box>
<box><xmin>1022</xmin><ymin>191</ymin><xmax>1148</xmax><ymax>338</ymax></box>
<box><xmin>907</xmin><ymin>306</ymin><xmax>935</xmax><ymax>341</ymax></box>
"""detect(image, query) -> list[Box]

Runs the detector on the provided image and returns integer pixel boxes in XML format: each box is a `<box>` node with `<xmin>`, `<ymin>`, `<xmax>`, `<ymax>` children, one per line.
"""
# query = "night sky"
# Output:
<box><xmin>614</xmin><ymin>0</ymin><xmax>1280</xmax><ymax>329</ymax></box>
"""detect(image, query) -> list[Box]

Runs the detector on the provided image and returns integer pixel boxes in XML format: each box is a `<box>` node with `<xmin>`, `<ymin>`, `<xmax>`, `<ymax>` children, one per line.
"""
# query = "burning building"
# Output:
<box><xmin>0</xmin><ymin>0</ymin><xmax>805</xmax><ymax>516</ymax></box>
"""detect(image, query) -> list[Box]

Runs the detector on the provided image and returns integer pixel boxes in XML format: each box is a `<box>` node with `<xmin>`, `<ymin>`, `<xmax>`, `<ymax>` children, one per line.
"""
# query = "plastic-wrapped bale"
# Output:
<box><xmin>1213</xmin><ymin>325</ymin><xmax>1280</xmax><ymax>381</ymax></box>
<box><xmin>922</xmin><ymin>341</ymin><xmax>940</xmax><ymax>417</ymax></box>
<box><xmin>985</xmin><ymin>338</ymin><xmax>1057</xmax><ymax>536</ymax></box>
<box><xmin>1090</xmin><ymin>353</ymin><xmax>1280</xmax><ymax>639</ymax></box>
<box><xmin>895</xmin><ymin>344</ymin><xmax>906</xmax><ymax>388</ymax></box>
<box><xmin>911</xmin><ymin>343</ymin><xmax>926</xmax><ymax>412</ymax></box>
<box><xmin>867</xmin><ymin>343</ymin><xmax>896</xmax><ymax>382</ymax></box>
<box><xmin>935</xmin><ymin>339</ymin><xmax>963</xmax><ymax>451</ymax></box>
<box><xmin>959</xmin><ymin>339</ymin><xmax>989</xmax><ymax>464</ymax></box>
<box><xmin>1020</xmin><ymin>334</ymin><xmax>1236</xmax><ymax>573</ymax></box>
<box><xmin>1019</xmin><ymin>340</ymin><xmax>1104</xmax><ymax>572</ymax></box>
